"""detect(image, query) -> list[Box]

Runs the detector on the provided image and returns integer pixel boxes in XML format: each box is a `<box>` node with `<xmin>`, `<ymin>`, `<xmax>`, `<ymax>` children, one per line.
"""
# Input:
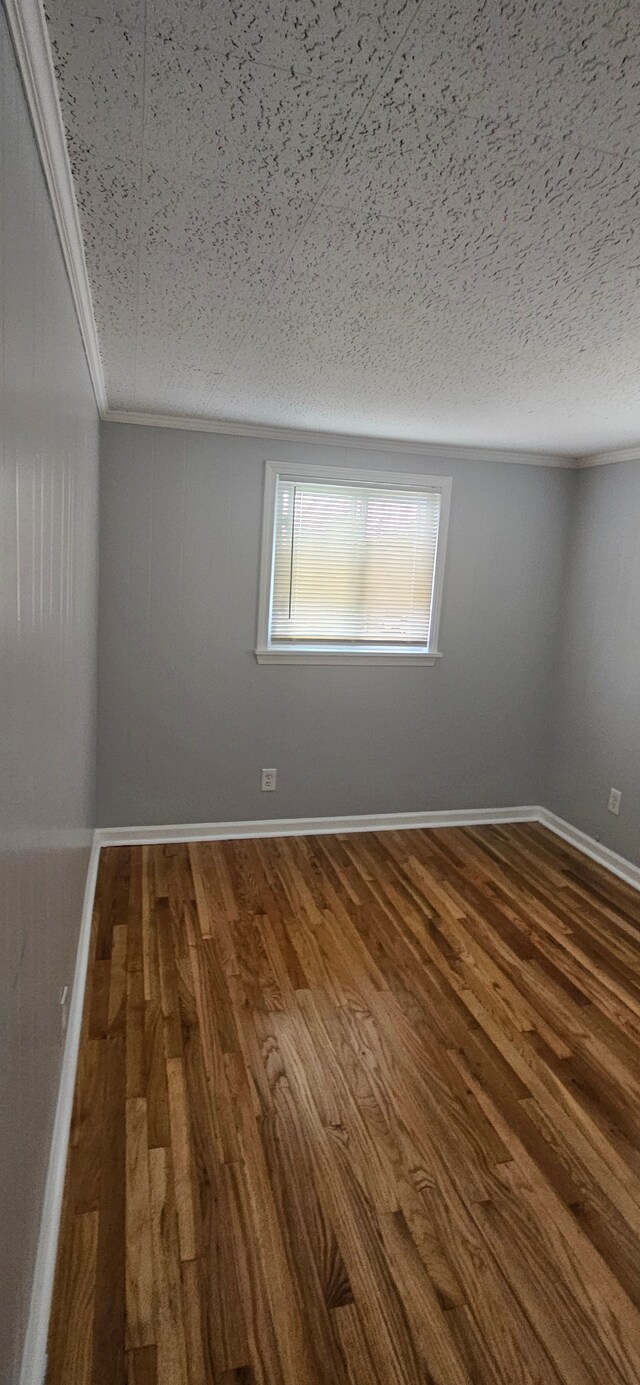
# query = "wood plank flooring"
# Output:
<box><xmin>47</xmin><ymin>824</ymin><xmax>640</xmax><ymax>1384</ymax></box>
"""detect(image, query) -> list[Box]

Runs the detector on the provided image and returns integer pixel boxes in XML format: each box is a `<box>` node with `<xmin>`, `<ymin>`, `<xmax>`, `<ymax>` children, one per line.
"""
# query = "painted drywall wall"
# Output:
<box><xmin>97</xmin><ymin>423</ymin><xmax>574</xmax><ymax>827</ymax></box>
<box><xmin>550</xmin><ymin>460</ymin><xmax>640</xmax><ymax>867</ymax></box>
<box><xmin>0</xmin><ymin>13</ymin><xmax>99</xmax><ymax>1379</ymax></box>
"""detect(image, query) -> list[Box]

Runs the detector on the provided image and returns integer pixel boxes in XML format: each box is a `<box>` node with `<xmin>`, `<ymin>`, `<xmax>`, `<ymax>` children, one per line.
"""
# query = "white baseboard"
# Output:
<box><xmin>95</xmin><ymin>804</ymin><xmax>540</xmax><ymax>847</ymax></box>
<box><xmin>19</xmin><ymin>837</ymin><xmax>101</xmax><ymax>1385</ymax></box>
<box><xmin>96</xmin><ymin>804</ymin><xmax>640</xmax><ymax>892</ymax></box>
<box><xmin>94</xmin><ymin>805</ymin><xmax>640</xmax><ymax>892</ymax></box>
<box><xmin>538</xmin><ymin>808</ymin><xmax>640</xmax><ymax>894</ymax></box>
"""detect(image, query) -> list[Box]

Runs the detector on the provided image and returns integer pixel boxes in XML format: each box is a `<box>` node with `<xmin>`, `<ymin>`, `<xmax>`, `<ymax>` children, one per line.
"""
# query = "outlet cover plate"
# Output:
<box><xmin>608</xmin><ymin>787</ymin><xmax>622</xmax><ymax>815</ymax></box>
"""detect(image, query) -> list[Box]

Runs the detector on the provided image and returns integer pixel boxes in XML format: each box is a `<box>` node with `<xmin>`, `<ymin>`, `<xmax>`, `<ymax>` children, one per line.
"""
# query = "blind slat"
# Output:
<box><xmin>270</xmin><ymin>478</ymin><xmax>441</xmax><ymax>647</ymax></box>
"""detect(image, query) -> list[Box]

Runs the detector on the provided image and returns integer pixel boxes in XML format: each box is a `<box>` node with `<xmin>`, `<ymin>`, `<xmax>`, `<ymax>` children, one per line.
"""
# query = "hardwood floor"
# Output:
<box><xmin>47</xmin><ymin>823</ymin><xmax>640</xmax><ymax>1384</ymax></box>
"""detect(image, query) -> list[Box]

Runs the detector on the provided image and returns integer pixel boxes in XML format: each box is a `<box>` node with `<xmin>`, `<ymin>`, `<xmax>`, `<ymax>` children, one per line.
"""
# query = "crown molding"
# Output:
<box><xmin>5</xmin><ymin>0</ymin><xmax>107</xmax><ymax>415</ymax></box>
<box><xmin>576</xmin><ymin>442</ymin><xmax>640</xmax><ymax>469</ymax></box>
<box><xmin>102</xmin><ymin>409</ymin><xmax>577</xmax><ymax>467</ymax></box>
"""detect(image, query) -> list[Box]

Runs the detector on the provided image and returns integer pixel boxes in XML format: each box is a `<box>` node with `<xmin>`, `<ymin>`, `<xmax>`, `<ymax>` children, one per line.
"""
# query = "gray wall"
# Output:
<box><xmin>0</xmin><ymin>13</ymin><xmax>99</xmax><ymax>1379</ymax></box>
<box><xmin>550</xmin><ymin>460</ymin><xmax>640</xmax><ymax>867</ymax></box>
<box><xmin>98</xmin><ymin>422</ymin><xmax>574</xmax><ymax>827</ymax></box>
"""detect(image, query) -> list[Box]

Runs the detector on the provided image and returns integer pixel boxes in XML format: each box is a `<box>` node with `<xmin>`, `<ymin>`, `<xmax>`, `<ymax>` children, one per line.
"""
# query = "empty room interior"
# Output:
<box><xmin>3</xmin><ymin>0</ymin><xmax>640</xmax><ymax>1381</ymax></box>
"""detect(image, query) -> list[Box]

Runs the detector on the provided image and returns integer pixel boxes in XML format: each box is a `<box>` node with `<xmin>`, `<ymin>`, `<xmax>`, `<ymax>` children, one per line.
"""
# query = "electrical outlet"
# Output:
<box><xmin>608</xmin><ymin>787</ymin><xmax>622</xmax><ymax>815</ymax></box>
<box><xmin>60</xmin><ymin>984</ymin><xmax>69</xmax><ymax>1033</ymax></box>
<box><xmin>261</xmin><ymin>767</ymin><xmax>277</xmax><ymax>792</ymax></box>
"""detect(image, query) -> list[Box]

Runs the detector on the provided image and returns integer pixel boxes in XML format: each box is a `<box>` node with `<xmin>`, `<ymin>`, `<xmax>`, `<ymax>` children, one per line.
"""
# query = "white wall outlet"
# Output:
<box><xmin>59</xmin><ymin>984</ymin><xmax>69</xmax><ymax>1033</ymax></box>
<box><xmin>261</xmin><ymin>767</ymin><xmax>277</xmax><ymax>792</ymax></box>
<box><xmin>608</xmin><ymin>787</ymin><xmax>622</xmax><ymax>815</ymax></box>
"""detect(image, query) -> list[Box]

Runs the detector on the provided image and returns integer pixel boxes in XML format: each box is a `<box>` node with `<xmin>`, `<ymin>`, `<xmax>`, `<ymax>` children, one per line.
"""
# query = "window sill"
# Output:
<box><xmin>255</xmin><ymin>647</ymin><xmax>442</xmax><ymax>666</ymax></box>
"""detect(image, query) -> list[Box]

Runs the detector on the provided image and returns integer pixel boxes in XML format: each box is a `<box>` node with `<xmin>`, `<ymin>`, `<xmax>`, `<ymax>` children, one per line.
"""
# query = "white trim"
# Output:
<box><xmin>86</xmin><ymin>412</ymin><xmax>640</xmax><ymax>472</ymax></box>
<box><xmin>256</xmin><ymin>460</ymin><xmax>451</xmax><ymax>664</ymax></box>
<box><xmin>95</xmin><ymin>806</ymin><xmax>640</xmax><ymax>889</ymax></box>
<box><xmin>103</xmin><ymin>410</ymin><xmax>575</xmax><ymax>468</ymax></box>
<box><xmin>538</xmin><ymin>809</ymin><xmax>640</xmax><ymax>893</ymax></box>
<box><xmin>255</xmin><ymin>647</ymin><xmax>442</xmax><ymax>665</ymax></box>
<box><xmin>259</xmin><ymin>462</ymin><xmax>454</xmax><ymax>491</ymax></box>
<box><xmin>575</xmin><ymin>443</ymin><xmax>640</xmax><ymax>469</ymax></box>
<box><xmin>4</xmin><ymin>0</ymin><xmax>107</xmax><ymax>414</ymax></box>
<box><xmin>95</xmin><ymin>806</ymin><xmax>539</xmax><ymax>847</ymax></box>
<box><xmin>19</xmin><ymin>837</ymin><xmax>101</xmax><ymax>1385</ymax></box>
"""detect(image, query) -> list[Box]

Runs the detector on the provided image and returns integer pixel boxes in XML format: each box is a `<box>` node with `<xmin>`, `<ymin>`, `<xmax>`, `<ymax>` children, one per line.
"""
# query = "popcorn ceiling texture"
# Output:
<box><xmin>44</xmin><ymin>0</ymin><xmax>640</xmax><ymax>452</ymax></box>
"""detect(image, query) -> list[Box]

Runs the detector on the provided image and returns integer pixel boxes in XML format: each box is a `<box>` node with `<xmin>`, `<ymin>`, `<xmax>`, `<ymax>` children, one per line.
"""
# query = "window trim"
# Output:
<box><xmin>255</xmin><ymin>460</ymin><xmax>452</xmax><ymax>665</ymax></box>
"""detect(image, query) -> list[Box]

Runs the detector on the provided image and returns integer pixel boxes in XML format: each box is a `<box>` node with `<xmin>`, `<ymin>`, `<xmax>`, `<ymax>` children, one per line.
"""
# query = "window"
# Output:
<box><xmin>256</xmin><ymin>462</ymin><xmax>451</xmax><ymax>664</ymax></box>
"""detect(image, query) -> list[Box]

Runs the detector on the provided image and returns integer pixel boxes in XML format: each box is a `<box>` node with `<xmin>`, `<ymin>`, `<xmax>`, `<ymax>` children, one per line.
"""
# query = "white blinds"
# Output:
<box><xmin>270</xmin><ymin>476</ymin><xmax>441</xmax><ymax>646</ymax></box>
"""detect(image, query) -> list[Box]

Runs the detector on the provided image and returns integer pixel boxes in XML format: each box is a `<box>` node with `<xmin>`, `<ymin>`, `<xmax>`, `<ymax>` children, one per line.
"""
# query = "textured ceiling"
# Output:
<box><xmin>44</xmin><ymin>0</ymin><xmax>640</xmax><ymax>452</ymax></box>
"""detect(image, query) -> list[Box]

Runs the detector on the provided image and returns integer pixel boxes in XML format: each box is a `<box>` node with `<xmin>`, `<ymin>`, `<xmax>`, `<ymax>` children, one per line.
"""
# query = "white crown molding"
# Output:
<box><xmin>104</xmin><ymin>411</ymin><xmax>640</xmax><ymax>469</ymax></box>
<box><xmin>19</xmin><ymin>838</ymin><xmax>101</xmax><ymax>1385</ymax></box>
<box><xmin>575</xmin><ymin>442</ymin><xmax>640</xmax><ymax>469</ymax></box>
<box><xmin>102</xmin><ymin>409</ymin><xmax>577</xmax><ymax>468</ymax></box>
<box><xmin>5</xmin><ymin>0</ymin><xmax>107</xmax><ymax>416</ymax></box>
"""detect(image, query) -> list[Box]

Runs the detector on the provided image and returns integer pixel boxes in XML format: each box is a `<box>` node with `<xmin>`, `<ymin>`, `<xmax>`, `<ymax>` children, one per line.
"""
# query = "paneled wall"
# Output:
<box><xmin>550</xmin><ymin>460</ymin><xmax>640</xmax><ymax>866</ymax></box>
<box><xmin>0</xmin><ymin>13</ymin><xmax>99</xmax><ymax>1379</ymax></box>
<box><xmin>98</xmin><ymin>423</ymin><xmax>574</xmax><ymax>827</ymax></box>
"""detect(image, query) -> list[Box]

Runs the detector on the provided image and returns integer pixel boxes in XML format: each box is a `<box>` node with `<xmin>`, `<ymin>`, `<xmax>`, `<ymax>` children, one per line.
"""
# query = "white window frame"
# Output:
<box><xmin>255</xmin><ymin>460</ymin><xmax>451</xmax><ymax>665</ymax></box>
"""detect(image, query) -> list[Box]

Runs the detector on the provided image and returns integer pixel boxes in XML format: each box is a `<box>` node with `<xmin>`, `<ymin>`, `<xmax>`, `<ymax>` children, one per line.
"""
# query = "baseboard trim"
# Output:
<box><xmin>538</xmin><ymin>809</ymin><xmax>640</xmax><ymax>893</ymax></box>
<box><xmin>96</xmin><ymin>805</ymin><xmax>640</xmax><ymax>890</ymax></box>
<box><xmin>19</xmin><ymin>836</ymin><xmax>101</xmax><ymax>1385</ymax></box>
<box><xmin>95</xmin><ymin>805</ymin><xmax>540</xmax><ymax>847</ymax></box>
